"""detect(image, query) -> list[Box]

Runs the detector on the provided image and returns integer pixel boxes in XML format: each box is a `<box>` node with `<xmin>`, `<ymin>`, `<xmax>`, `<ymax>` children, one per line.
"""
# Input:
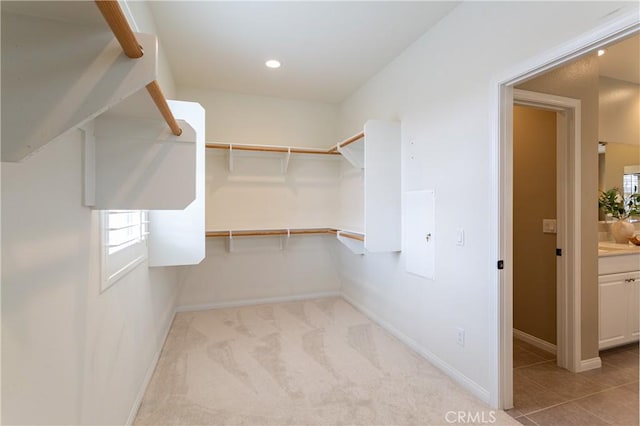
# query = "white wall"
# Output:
<box><xmin>205</xmin><ymin>151</ymin><xmax>342</xmax><ymax>231</ymax></box>
<box><xmin>177</xmin><ymin>237</ymin><xmax>341</xmax><ymax>309</ymax></box>
<box><xmin>599</xmin><ymin>76</ymin><xmax>640</xmax><ymax>146</ymax></box>
<box><xmin>177</xmin><ymin>90</ymin><xmax>342</xmax><ymax>309</ymax></box>
<box><xmin>1</xmin><ymin>130</ymin><xmax>179</xmax><ymax>425</ymax></box>
<box><xmin>334</xmin><ymin>1</ymin><xmax>638</xmax><ymax>403</ymax></box>
<box><xmin>177</xmin><ymin>88</ymin><xmax>338</xmax><ymax>148</ymax></box>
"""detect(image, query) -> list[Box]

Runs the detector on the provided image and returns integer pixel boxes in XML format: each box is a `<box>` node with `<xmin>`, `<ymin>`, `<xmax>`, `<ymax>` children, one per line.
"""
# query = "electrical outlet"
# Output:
<box><xmin>456</xmin><ymin>327</ymin><xmax>465</xmax><ymax>346</ymax></box>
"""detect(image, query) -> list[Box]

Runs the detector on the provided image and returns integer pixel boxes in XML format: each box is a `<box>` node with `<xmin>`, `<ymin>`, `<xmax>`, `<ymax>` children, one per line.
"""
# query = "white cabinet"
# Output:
<box><xmin>599</xmin><ymin>270</ymin><xmax>640</xmax><ymax>349</ymax></box>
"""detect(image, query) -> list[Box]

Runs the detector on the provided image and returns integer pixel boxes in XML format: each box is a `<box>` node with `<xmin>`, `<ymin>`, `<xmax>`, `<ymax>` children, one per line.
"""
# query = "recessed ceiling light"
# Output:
<box><xmin>265</xmin><ymin>59</ymin><xmax>281</xmax><ymax>69</ymax></box>
<box><xmin>597</xmin><ymin>49</ymin><xmax>607</xmax><ymax>57</ymax></box>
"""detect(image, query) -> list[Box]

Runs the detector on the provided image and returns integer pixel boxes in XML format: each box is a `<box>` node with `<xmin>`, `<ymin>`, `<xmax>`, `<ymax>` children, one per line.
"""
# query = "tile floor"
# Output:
<box><xmin>509</xmin><ymin>338</ymin><xmax>639</xmax><ymax>425</ymax></box>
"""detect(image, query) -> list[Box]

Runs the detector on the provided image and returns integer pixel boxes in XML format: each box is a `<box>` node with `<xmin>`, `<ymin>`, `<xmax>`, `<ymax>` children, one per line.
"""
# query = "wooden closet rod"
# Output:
<box><xmin>205</xmin><ymin>228</ymin><xmax>366</xmax><ymax>242</ymax></box>
<box><xmin>329</xmin><ymin>131</ymin><xmax>365</xmax><ymax>152</ymax></box>
<box><xmin>206</xmin><ymin>143</ymin><xmax>340</xmax><ymax>156</ymax></box>
<box><xmin>206</xmin><ymin>228</ymin><xmax>337</xmax><ymax>238</ymax></box>
<box><xmin>95</xmin><ymin>0</ymin><xmax>182</xmax><ymax>136</ymax></box>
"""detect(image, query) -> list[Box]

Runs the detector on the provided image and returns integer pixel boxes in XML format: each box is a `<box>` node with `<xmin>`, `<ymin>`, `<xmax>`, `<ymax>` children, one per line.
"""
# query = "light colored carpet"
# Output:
<box><xmin>134</xmin><ymin>297</ymin><xmax>518</xmax><ymax>425</ymax></box>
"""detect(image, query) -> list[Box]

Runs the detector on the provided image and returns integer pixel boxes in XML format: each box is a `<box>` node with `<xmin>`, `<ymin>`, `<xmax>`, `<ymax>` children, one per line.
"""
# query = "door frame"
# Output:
<box><xmin>490</xmin><ymin>10</ymin><xmax>640</xmax><ymax>409</ymax></box>
<box><xmin>513</xmin><ymin>89</ymin><xmax>581</xmax><ymax>374</ymax></box>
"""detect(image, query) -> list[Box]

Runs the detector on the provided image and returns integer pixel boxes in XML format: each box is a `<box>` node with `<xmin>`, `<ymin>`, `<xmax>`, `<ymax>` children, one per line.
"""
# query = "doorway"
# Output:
<box><xmin>512</xmin><ymin>103</ymin><xmax>559</xmax><ymax>366</ymax></box>
<box><xmin>493</xmin><ymin>14</ymin><xmax>639</xmax><ymax>411</ymax></box>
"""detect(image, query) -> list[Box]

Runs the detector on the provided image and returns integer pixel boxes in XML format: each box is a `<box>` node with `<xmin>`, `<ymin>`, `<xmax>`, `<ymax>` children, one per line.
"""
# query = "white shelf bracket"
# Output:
<box><xmin>228</xmin><ymin>230</ymin><xmax>235</xmax><ymax>253</ymax></box>
<box><xmin>228</xmin><ymin>144</ymin><xmax>234</xmax><ymax>172</ymax></box>
<box><xmin>338</xmin><ymin>141</ymin><xmax>365</xmax><ymax>169</ymax></box>
<box><xmin>282</xmin><ymin>147</ymin><xmax>292</xmax><ymax>173</ymax></box>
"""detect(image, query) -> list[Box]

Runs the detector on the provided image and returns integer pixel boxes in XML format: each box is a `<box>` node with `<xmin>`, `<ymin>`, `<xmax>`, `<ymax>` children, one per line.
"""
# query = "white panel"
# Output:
<box><xmin>404</xmin><ymin>190</ymin><xmax>435</xmax><ymax>279</ymax></box>
<box><xmin>1</xmin><ymin>12</ymin><xmax>157</xmax><ymax>162</ymax></box>
<box><xmin>149</xmin><ymin>101</ymin><xmax>206</xmax><ymax>267</ymax></box>
<box><xmin>598</xmin><ymin>277</ymin><xmax>628</xmax><ymax>348</ymax></box>
<box><xmin>93</xmin><ymin>114</ymin><xmax>196</xmax><ymax>210</ymax></box>
<box><xmin>364</xmin><ymin>120</ymin><xmax>401</xmax><ymax>252</ymax></box>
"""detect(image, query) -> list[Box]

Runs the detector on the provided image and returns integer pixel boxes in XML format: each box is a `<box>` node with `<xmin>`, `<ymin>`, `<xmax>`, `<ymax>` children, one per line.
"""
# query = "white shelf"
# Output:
<box><xmin>336</xmin><ymin>230</ymin><xmax>366</xmax><ymax>255</ymax></box>
<box><xmin>1</xmin><ymin>12</ymin><xmax>157</xmax><ymax>162</ymax></box>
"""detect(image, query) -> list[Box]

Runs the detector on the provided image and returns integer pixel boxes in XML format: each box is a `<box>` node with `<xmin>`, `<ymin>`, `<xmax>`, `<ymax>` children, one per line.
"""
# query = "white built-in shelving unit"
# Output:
<box><xmin>2</xmin><ymin>2</ymin><xmax>206</xmax><ymax>267</ymax></box>
<box><xmin>204</xmin><ymin>120</ymin><xmax>401</xmax><ymax>255</ymax></box>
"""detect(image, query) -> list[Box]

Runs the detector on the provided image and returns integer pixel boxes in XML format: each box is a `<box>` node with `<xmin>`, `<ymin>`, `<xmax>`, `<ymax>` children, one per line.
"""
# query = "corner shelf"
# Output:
<box><xmin>203</xmin><ymin>121</ymin><xmax>400</xmax><ymax>255</ymax></box>
<box><xmin>336</xmin><ymin>230</ymin><xmax>366</xmax><ymax>255</ymax></box>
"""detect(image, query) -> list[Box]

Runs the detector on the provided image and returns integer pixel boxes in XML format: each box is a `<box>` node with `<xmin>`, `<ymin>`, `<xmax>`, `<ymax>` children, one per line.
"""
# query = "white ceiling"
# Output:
<box><xmin>599</xmin><ymin>34</ymin><xmax>640</xmax><ymax>84</ymax></box>
<box><xmin>1</xmin><ymin>1</ymin><xmax>107</xmax><ymax>26</ymax></box>
<box><xmin>149</xmin><ymin>1</ymin><xmax>460</xmax><ymax>103</ymax></box>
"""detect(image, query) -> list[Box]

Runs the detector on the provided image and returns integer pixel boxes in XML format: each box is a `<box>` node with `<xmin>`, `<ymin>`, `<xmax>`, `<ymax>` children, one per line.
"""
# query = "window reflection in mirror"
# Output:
<box><xmin>623</xmin><ymin>165</ymin><xmax>640</xmax><ymax>197</ymax></box>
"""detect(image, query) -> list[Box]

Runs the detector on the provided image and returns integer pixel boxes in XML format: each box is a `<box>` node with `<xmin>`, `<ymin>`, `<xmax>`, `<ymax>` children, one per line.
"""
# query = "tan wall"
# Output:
<box><xmin>518</xmin><ymin>55</ymin><xmax>600</xmax><ymax>361</ymax></box>
<box><xmin>513</xmin><ymin>106</ymin><xmax>557</xmax><ymax>344</ymax></box>
<box><xmin>599</xmin><ymin>77</ymin><xmax>640</xmax><ymax>147</ymax></box>
<box><xmin>602</xmin><ymin>143</ymin><xmax>640</xmax><ymax>192</ymax></box>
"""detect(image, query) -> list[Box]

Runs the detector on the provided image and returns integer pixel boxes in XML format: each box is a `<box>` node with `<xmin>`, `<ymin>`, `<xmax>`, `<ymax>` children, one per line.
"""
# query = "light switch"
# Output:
<box><xmin>543</xmin><ymin>219</ymin><xmax>557</xmax><ymax>234</ymax></box>
<box><xmin>456</xmin><ymin>228</ymin><xmax>464</xmax><ymax>246</ymax></box>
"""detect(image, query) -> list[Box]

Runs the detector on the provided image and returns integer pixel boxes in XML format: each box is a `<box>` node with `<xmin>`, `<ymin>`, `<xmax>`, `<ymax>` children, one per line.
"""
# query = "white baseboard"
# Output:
<box><xmin>576</xmin><ymin>356</ymin><xmax>601</xmax><ymax>372</ymax></box>
<box><xmin>176</xmin><ymin>291</ymin><xmax>342</xmax><ymax>313</ymax></box>
<box><xmin>513</xmin><ymin>329</ymin><xmax>557</xmax><ymax>355</ymax></box>
<box><xmin>341</xmin><ymin>293</ymin><xmax>491</xmax><ymax>405</ymax></box>
<box><xmin>126</xmin><ymin>308</ymin><xmax>177</xmax><ymax>426</ymax></box>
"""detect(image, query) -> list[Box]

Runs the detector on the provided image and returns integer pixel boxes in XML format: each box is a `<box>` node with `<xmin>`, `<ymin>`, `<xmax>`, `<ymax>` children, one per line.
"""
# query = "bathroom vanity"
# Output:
<box><xmin>598</xmin><ymin>242</ymin><xmax>640</xmax><ymax>349</ymax></box>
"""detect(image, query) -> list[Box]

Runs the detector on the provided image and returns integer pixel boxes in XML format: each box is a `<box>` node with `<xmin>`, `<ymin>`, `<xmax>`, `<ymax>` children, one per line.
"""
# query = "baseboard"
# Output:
<box><xmin>341</xmin><ymin>293</ymin><xmax>491</xmax><ymax>405</ymax></box>
<box><xmin>176</xmin><ymin>291</ymin><xmax>342</xmax><ymax>313</ymax></box>
<box><xmin>126</xmin><ymin>307</ymin><xmax>177</xmax><ymax>426</ymax></box>
<box><xmin>576</xmin><ymin>356</ymin><xmax>601</xmax><ymax>372</ymax></box>
<box><xmin>513</xmin><ymin>329</ymin><xmax>557</xmax><ymax>355</ymax></box>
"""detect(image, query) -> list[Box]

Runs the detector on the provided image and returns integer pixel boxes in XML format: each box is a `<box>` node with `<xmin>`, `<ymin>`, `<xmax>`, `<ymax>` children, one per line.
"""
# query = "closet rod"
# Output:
<box><xmin>206</xmin><ymin>228</ymin><xmax>337</xmax><ymax>238</ymax></box>
<box><xmin>95</xmin><ymin>0</ymin><xmax>182</xmax><ymax>136</ymax></box>
<box><xmin>206</xmin><ymin>143</ymin><xmax>340</xmax><ymax>156</ymax></box>
<box><xmin>329</xmin><ymin>131</ymin><xmax>365</xmax><ymax>152</ymax></box>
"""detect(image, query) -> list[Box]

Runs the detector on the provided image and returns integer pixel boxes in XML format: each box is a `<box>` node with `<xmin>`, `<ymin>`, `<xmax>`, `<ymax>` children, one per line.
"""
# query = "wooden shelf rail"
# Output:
<box><xmin>206</xmin><ymin>130</ymin><xmax>365</xmax><ymax>157</ymax></box>
<box><xmin>206</xmin><ymin>228</ymin><xmax>365</xmax><ymax>241</ymax></box>
<box><xmin>95</xmin><ymin>0</ymin><xmax>182</xmax><ymax>136</ymax></box>
<box><xmin>338</xmin><ymin>231</ymin><xmax>365</xmax><ymax>242</ymax></box>
<box><xmin>206</xmin><ymin>143</ymin><xmax>340</xmax><ymax>156</ymax></box>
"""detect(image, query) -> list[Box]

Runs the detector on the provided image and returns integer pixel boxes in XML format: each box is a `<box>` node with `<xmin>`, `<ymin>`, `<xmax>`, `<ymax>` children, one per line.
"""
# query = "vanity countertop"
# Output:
<box><xmin>598</xmin><ymin>242</ymin><xmax>640</xmax><ymax>257</ymax></box>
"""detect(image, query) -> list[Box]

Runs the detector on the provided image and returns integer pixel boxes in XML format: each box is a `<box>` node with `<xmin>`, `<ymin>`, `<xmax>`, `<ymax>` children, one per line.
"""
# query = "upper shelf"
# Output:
<box><xmin>2</xmin><ymin>0</ymin><xmax>183</xmax><ymax>163</ymax></box>
<box><xmin>1</xmin><ymin>11</ymin><xmax>157</xmax><ymax>162</ymax></box>
<box><xmin>204</xmin><ymin>130</ymin><xmax>367</xmax><ymax>171</ymax></box>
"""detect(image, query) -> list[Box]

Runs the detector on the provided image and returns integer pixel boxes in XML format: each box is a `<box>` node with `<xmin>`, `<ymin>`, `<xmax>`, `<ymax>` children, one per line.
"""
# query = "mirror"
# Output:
<box><xmin>598</xmin><ymin>142</ymin><xmax>640</xmax><ymax>194</ymax></box>
<box><xmin>623</xmin><ymin>164</ymin><xmax>640</xmax><ymax>197</ymax></box>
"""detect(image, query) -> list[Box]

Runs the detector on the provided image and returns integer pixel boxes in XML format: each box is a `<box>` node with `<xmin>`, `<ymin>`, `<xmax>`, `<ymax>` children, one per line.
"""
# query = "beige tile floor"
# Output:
<box><xmin>509</xmin><ymin>338</ymin><xmax>639</xmax><ymax>425</ymax></box>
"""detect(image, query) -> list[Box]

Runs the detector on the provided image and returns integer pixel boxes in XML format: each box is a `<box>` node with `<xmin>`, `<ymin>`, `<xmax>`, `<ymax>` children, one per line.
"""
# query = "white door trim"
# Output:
<box><xmin>513</xmin><ymin>89</ymin><xmax>581</xmax><ymax>376</ymax></box>
<box><xmin>489</xmin><ymin>7</ymin><xmax>640</xmax><ymax>409</ymax></box>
